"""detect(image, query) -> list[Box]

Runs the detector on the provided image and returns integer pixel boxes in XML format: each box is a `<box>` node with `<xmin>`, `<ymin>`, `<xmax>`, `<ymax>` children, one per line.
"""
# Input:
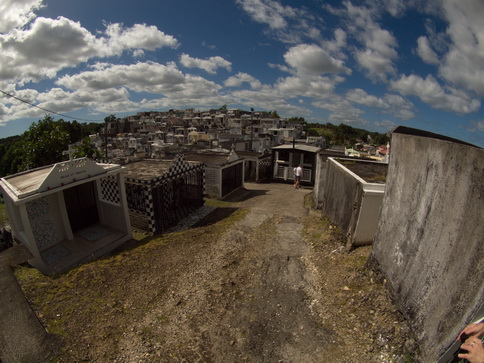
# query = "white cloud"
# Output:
<box><xmin>466</xmin><ymin>119</ymin><xmax>484</xmax><ymax>132</ymax></box>
<box><xmin>347</xmin><ymin>88</ymin><xmax>415</xmax><ymax>120</ymax></box>
<box><xmin>374</xmin><ymin>119</ymin><xmax>397</xmax><ymax>130</ymax></box>
<box><xmin>381</xmin><ymin>0</ymin><xmax>407</xmax><ymax>17</ymax></box>
<box><xmin>236</xmin><ymin>0</ymin><xmax>321</xmax><ymax>43</ymax></box>
<box><xmin>236</xmin><ymin>0</ymin><xmax>292</xmax><ymax>29</ymax></box>
<box><xmin>229</xmin><ymin>87</ymin><xmax>308</xmax><ymax>116</ymax></box>
<box><xmin>0</xmin><ymin>0</ymin><xmax>43</xmax><ymax>32</ymax></box>
<box><xmin>1</xmin><ymin>61</ymin><xmax>230</xmax><ymax>122</ymax></box>
<box><xmin>343</xmin><ymin>2</ymin><xmax>398</xmax><ymax>81</ymax></box>
<box><xmin>391</xmin><ymin>74</ymin><xmax>480</xmax><ymax>113</ymax></box>
<box><xmin>355</xmin><ymin>49</ymin><xmax>396</xmax><ymax>80</ymax></box>
<box><xmin>57</xmin><ymin>61</ymin><xmax>219</xmax><ymax>96</ymax></box>
<box><xmin>283</xmin><ymin>44</ymin><xmax>351</xmax><ymax>75</ymax></box>
<box><xmin>416</xmin><ymin>36</ymin><xmax>439</xmax><ymax>64</ymax></box>
<box><xmin>0</xmin><ymin>17</ymin><xmax>179</xmax><ymax>84</ymax></box>
<box><xmin>310</xmin><ymin>93</ymin><xmax>369</xmax><ymax>126</ymax></box>
<box><xmin>346</xmin><ymin>88</ymin><xmax>388</xmax><ymax>108</ymax></box>
<box><xmin>103</xmin><ymin>23</ymin><xmax>179</xmax><ymax>54</ymax></box>
<box><xmin>179</xmin><ymin>54</ymin><xmax>232</xmax><ymax>74</ymax></box>
<box><xmin>323</xmin><ymin>28</ymin><xmax>348</xmax><ymax>59</ymax></box>
<box><xmin>224</xmin><ymin>72</ymin><xmax>262</xmax><ymax>89</ymax></box>
<box><xmin>439</xmin><ymin>0</ymin><xmax>484</xmax><ymax>96</ymax></box>
<box><xmin>276</xmin><ymin>75</ymin><xmax>338</xmax><ymax>98</ymax></box>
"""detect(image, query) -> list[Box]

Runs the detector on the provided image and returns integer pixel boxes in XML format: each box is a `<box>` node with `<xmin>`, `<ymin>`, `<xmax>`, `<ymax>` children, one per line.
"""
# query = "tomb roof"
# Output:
<box><xmin>0</xmin><ymin>158</ymin><xmax>121</xmax><ymax>201</ymax></box>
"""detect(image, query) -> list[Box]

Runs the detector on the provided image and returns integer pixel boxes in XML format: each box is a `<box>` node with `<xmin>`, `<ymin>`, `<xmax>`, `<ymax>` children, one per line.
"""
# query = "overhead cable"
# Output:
<box><xmin>0</xmin><ymin>89</ymin><xmax>103</xmax><ymax>122</ymax></box>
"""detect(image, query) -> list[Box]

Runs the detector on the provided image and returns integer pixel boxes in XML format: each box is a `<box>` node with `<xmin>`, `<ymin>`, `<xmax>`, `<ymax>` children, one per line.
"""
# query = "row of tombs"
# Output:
<box><xmin>0</xmin><ymin>152</ymin><xmax>249</xmax><ymax>275</ymax></box>
<box><xmin>0</xmin><ymin>142</ymin><xmax>327</xmax><ymax>276</ymax></box>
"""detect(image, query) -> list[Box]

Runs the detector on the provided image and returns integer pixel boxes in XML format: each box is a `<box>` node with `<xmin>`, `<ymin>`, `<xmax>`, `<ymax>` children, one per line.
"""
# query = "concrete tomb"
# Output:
<box><xmin>0</xmin><ymin>158</ymin><xmax>132</xmax><ymax>275</ymax></box>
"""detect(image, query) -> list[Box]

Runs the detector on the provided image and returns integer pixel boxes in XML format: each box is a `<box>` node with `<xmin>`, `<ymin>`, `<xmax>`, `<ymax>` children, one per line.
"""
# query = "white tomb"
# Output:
<box><xmin>0</xmin><ymin>158</ymin><xmax>132</xmax><ymax>275</ymax></box>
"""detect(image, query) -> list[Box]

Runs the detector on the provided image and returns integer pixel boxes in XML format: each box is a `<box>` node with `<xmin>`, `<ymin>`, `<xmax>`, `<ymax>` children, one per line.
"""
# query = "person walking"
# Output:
<box><xmin>293</xmin><ymin>165</ymin><xmax>302</xmax><ymax>189</ymax></box>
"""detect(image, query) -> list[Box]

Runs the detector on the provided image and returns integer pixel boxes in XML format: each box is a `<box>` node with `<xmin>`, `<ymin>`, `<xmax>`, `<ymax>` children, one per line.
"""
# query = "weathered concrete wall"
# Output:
<box><xmin>369</xmin><ymin>127</ymin><xmax>484</xmax><ymax>362</ymax></box>
<box><xmin>320</xmin><ymin>158</ymin><xmax>386</xmax><ymax>248</ymax></box>
<box><xmin>320</xmin><ymin>158</ymin><xmax>360</xmax><ymax>235</ymax></box>
<box><xmin>0</xmin><ymin>245</ymin><xmax>58</xmax><ymax>363</ymax></box>
<box><xmin>313</xmin><ymin>150</ymin><xmax>346</xmax><ymax>209</ymax></box>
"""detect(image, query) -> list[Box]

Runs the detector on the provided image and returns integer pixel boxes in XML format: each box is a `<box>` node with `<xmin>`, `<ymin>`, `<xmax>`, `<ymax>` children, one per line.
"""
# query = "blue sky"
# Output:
<box><xmin>0</xmin><ymin>0</ymin><xmax>483</xmax><ymax>146</ymax></box>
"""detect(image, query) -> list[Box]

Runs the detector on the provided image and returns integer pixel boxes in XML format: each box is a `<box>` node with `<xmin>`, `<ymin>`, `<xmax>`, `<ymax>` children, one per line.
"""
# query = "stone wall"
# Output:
<box><xmin>312</xmin><ymin>150</ymin><xmax>346</xmax><ymax>209</ymax></box>
<box><xmin>0</xmin><ymin>245</ymin><xmax>58</xmax><ymax>362</ymax></box>
<box><xmin>320</xmin><ymin>158</ymin><xmax>360</xmax><ymax>235</ymax></box>
<box><xmin>369</xmin><ymin>127</ymin><xmax>484</xmax><ymax>362</ymax></box>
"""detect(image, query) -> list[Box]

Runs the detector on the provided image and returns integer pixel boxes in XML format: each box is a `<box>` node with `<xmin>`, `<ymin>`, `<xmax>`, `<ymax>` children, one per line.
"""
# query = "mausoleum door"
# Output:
<box><xmin>63</xmin><ymin>181</ymin><xmax>100</xmax><ymax>233</ymax></box>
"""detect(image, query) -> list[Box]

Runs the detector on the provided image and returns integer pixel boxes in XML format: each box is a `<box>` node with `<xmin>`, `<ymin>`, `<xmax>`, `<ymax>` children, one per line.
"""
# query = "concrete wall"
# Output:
<box><xmin>320</xmin><ymin>158</ymin><xmax>359</xmax><ymax>235</ymax></box>
<box><xmin>320</xmin><ymin>158</ymin><xmax>386</xmax><ymax>248</ymax></box>
<box><xmin>369</xmin><ymin>127</ymin><xmax>484</xmax><ymax>362</ymax></box>
<box><xmin>312</xmin><ymin>150</ymin><xmax>345</xmax><ymax>209</ymax></box>
<box><xmin>0</xmin><ymin>245</ymin><xmax>58</xmax><ymax>363</ymax></box>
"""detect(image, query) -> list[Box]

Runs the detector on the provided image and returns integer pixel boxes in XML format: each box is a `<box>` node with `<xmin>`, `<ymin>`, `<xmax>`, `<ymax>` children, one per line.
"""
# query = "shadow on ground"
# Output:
<box><xmin>192</xmin><ymin>207</ymin><xmax>239</xmax><ymax>228</ymax></box>
<box><xmin>223</xmin><ymin>188</ymin><xmax>269</xmax><ymax>203</ymax></box>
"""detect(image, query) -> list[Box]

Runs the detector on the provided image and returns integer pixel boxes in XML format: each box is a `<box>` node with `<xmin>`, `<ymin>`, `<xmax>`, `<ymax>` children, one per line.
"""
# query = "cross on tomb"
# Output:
<box><xmin>62</xmin><ymin>144</ymin><xmax>76</xmax><ymax>160</ymax></box>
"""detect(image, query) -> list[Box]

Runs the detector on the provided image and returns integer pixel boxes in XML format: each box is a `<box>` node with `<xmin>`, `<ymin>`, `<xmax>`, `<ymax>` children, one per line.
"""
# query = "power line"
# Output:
<box><xmin>0</xmin><ymin>89</ymin><xmax>103</xmax><ymax>122</ymax></box>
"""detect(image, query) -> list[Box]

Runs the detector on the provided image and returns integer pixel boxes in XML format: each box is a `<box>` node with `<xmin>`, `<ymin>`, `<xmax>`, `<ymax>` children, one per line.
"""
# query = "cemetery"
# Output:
<box><xmin>122</xmin><ymin>155</ymin><xmax>205</xmax><ymax>234</ymax></box>
<box><xmin>0</xmin><ymin>158</ymin><xmax>132</xmax><ymax>275</ymax></box>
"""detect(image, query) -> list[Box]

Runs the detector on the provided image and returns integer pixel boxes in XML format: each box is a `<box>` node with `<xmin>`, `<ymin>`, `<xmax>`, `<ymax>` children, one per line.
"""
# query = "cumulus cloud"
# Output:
<box><xmin>236</xmin><ymin>0</ymin><xmax>321</xmax><ymax>43</ymax></box>
<box><xmin>0</xmin><ymin>17</ymin><xmax>179</xmax><ymax>84</ymax></box>
<box><xmin>313</xmin><ymin>95</ymin><xmax>368</xmax><ymax>126</ymax></box>
<box><xmin>391</xmin><ymin>74</ymin><xmax>480</xmax><ymax>113</ymax></box>
<box><xmin>346</xmin><ymin>88</ymin><xmax>389</xmax><ymax>108</ymax></box>
<box><xmin>103</xmin><ymin>22</ymin><xmax>179</xmax><ymax>54</ymax></box>
<box><xmin>346</xmin><ymin>88</ymin><xmax>415</xmax><ymax>120</ymax></box>
<box><xmin>56</xmin><ymin>61</ymin><xmax>222</xmax><ymax>100</ymax></box>
<box><xmin>276</xmin><ymin>75</ymin><xmax>338</xmax><ymax>98</ymax></box>
<box><xmin>343</xmin><ymin>2</ymin><xmax>398</xmax><ymax>81</ymax></box>
<box><xmin>236</xmin><ymin>0</ymin><xmax>293</xmax><ymax>29</ymax></box>
<box><xmin>466</xmin><ymin>119</ymin><xmax>484</xmax><ymax>132</ymax></box>
<box><xmin>374</xmin><ymin>119</ymin><xmax>397</xmax><ymax>130</ymax></box>
<box><xmin>439</xmin><ymin>0</ymin><xmax>484</xmax><ymax>96</ymax></box>
<box><xmin>416</xmin><ymin>36</ymin><xmax>439</xmax><ymax>64</ymax></box>
<box><xmin>224</xmin><ymin>72</ymin><xmax>262</xmax><ymax>89</ymax></box>
<box><xmin>284</xmin><ymin>44</ymin><xmax>351</xmax><ymax>75</ymax></box>
<box><xmin>179</xmin><ymin>54</ymin><xmax>232</xmax><ymax>74</ymax></box>
<box><xmin>0</xmin><ymin>0</ymin><xmax>43</xmax><ymax>32</ymax></box>
<box><xmin>1</xmin><ymin>61</ymin><xmax>228</xmax><ymax>122</ymax></box>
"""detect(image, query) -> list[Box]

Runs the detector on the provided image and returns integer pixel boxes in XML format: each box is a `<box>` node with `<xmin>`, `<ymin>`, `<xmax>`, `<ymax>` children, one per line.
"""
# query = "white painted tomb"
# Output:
<box><xmin>0</xmin><ymin>158</ymin><xmax>132</xmax><ymax>275</ymax></box>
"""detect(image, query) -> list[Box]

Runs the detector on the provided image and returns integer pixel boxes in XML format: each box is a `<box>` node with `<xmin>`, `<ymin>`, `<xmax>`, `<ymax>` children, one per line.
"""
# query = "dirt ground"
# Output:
<box><xmin>15</xmin><ymin>182</ymin><xmax>418</xmax><ymax>362</ymax></box>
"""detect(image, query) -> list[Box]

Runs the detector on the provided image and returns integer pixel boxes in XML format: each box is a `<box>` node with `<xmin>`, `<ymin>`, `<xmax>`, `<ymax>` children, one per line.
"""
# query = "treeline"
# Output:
<box><xmin>0</xmin><ymin>116</ymin><xmax>103</xmax><ymax>177</ymax></box>
<box><xmin>303</xmin><ymin>122</ymin><xmax>390</xmax><ymax>146</ymax></box>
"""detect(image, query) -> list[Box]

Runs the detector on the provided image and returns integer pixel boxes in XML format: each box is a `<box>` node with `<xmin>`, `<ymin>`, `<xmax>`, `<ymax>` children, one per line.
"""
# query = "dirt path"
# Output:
<box><xmin>16</xmin><ymin>182</ymin><xmax>415</xmax><ymax>362</ymax></box>
<box><xmin>114</xmin><ymin>183</ymin><xmax>331</xmax><ymax>362</ymax></box>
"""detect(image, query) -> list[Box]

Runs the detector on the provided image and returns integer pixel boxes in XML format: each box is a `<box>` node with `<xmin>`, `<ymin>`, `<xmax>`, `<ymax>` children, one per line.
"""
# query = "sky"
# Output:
<box><xmin>0</xmin><ymin>0</ymin><xmax>483</xmax><ymax>147</ymax></box>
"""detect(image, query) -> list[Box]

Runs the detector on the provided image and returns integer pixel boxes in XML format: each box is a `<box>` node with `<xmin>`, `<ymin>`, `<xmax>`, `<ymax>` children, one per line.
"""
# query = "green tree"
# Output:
<box><xmin>73</xmin><ymin>137</ymin><xmax>102</xmax><ymax>159</ymax></box>
<box><xmin>21</xmin><ymin>115</ymin><xmax>70</xmax><ymax>169</ymax></box>
<box><xmin>374</xmin><ymin>133</ymin><xmax>390</xmax><ymax>145</ymax></box>
<box><xmin>271</xmin><ymin>110</ymin><xmax>280</xmax><ymax>118</ymax></box>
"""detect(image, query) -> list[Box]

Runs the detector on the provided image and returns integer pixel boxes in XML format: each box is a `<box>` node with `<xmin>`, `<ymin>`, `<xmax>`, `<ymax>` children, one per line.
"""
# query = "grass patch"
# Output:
<box><xmin>12</xmin><ymin>202</ymin><xmax>249</xmax><ymax>362</ymax></box>
<box><xmin>205</xmin><ymin>198</ymin><xmax>236</xmax><ymax>208</ymax></box>
<box><xmin>0</xmin><ymin>201</ymin><xmax>8</xmax><ymax>226</ymax></box>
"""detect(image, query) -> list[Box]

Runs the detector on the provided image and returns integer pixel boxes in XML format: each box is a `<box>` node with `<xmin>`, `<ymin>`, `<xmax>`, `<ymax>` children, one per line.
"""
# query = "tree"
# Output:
<box><xmin>21</xmin><ymin>115</ymin><xmax>70</xmax><ymax>169</ymax></box>
<box><xmin>73</xmin><ymin>137</ymin><xmax>102</xmax><ymax>159</ymax></box>
<box><xmin>271</xmin><ymin>110</ymin><xmax>280</xmax><ymax>118</ymax></box>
